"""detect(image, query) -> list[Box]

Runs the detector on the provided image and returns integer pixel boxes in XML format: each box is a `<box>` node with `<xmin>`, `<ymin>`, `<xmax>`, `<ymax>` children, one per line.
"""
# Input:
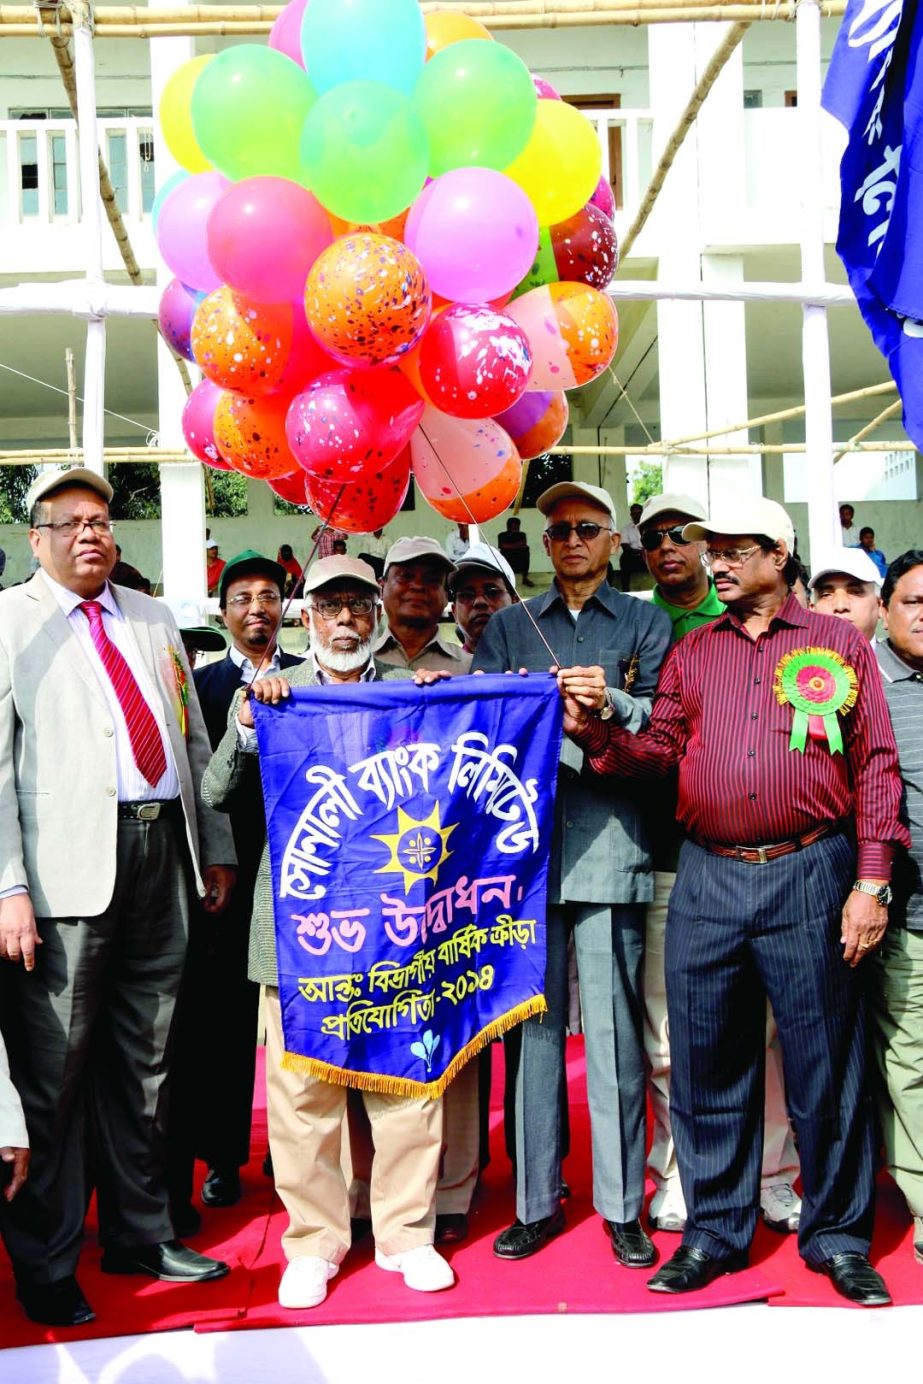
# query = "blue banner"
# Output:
<box><xmin>252</xmin><ymin>674</ymin><xmax>564</xmax><ymax>1095</ymax></box>
<box><xmin>823</xmin><ymin>0</ymin><xmax>923</xmax><ymax>447</ymax></box>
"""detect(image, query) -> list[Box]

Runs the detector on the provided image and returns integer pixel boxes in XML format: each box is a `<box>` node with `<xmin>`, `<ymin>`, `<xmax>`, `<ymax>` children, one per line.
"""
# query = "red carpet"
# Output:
<box><xmin>2</xmin><ymin>1039</ymin><xmax>920</xmax><ymax>1348</ymax></box>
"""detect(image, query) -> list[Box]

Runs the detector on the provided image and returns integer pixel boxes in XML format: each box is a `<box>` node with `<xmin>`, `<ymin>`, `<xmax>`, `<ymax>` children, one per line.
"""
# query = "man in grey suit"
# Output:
<box><xmin>0</xmin><ymin>467</ymin><xmax>236</xmax><ymax>1327</ymax></box>
<box><xmin>203</xmin><ymin>556</ymin><xmax>452</xmax><ymax>1309</ymax></box>
<box><xmin>473</xmin><ymin>481</ymin><xmax>671</xmax><ymax>1268</ymax></box>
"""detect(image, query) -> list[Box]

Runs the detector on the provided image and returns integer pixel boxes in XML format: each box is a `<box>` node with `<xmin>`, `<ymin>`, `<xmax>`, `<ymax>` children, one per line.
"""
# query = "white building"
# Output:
<box><xmin>0</xmin><ymin>1</ymin><xmax>919</xmax><ymax>594</ymax></box>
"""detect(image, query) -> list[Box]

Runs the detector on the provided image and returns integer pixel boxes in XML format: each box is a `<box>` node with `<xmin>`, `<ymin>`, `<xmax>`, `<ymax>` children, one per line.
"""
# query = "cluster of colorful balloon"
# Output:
<box><xmin>156</xmin><ymin>0</ymin><xmax>620</xmax><ymax>532</ymax></box>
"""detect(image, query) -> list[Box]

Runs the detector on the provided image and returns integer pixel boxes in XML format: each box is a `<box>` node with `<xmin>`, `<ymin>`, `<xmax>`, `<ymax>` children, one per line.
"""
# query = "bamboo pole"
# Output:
<box><xmin>620</xmin><ymin>21</ymin><xmax>749</xmax><ymax>261</ymax></box>
<box><xmin>0</xmin><ymin>0</ymin><xmax>846</xmax><ymax>37</ymax></box>
<box><xmin>65</xmin><ymin>347</ymin><xmax>78</xmax><ymax>450</ymax></box>
<box><xmin>831</xmin><ymin>399</ymin><xmax>903</xmax><ymax>463</ymax></box>
<box><xmin>656</xmin><ymin>381</ymin><xmax>898</xmax><ymax>450</ymax></box>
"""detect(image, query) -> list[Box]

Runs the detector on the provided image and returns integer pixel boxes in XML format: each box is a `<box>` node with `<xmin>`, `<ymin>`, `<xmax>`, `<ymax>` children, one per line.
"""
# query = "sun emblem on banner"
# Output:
<box><xmin>372</xmin><ymin>805</ymin><xmax>457</xmax><ymax>893</ymax></box>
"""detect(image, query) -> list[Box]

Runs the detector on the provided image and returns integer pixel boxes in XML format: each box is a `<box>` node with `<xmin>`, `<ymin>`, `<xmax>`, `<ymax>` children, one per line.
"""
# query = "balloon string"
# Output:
<box><xmin>417</xmin><ymin>424</ymin><xmax>563</xmax><ymax>670</ymax></box>
<box><xmin>243</xmin><ymin>482</ymin><xmax>346</xmax><ymax>694</ymax></box>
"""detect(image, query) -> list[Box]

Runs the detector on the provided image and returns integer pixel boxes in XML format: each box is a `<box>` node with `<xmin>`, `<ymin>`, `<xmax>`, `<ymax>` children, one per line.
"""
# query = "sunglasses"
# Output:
<box><xmin>640</xmin><ymin>526</ymin><xmax>693</xmax><ymax>551</ymax></box>
<box><xmin>544</xmin><ymin>521</ymin><xmax>612</xmax><ymax>543</ymax></box>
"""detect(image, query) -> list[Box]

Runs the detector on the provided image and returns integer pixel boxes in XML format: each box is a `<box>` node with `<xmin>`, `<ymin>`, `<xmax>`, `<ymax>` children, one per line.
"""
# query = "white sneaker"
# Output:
<box><xmin>375</xmin><ymin>1243</ymin><xmax>455</xmax><ymax>1292</ymax></box>
<box><xmin>760</xmin><ymin>1182</ymin><xmax>802</xmax><ymax>1233</ymax></box>
<box><xmin>278</xmin><ymin>1255</ymin><xmax>339</xmax><ymax>1309</ymax></box>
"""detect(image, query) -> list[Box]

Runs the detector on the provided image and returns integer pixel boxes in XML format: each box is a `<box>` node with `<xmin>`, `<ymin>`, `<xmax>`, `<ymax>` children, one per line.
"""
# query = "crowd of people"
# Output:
<box><xmin>0</xmin><ymin>464</ymin><xmax>921</xmax><ymax>1328</ymax></box>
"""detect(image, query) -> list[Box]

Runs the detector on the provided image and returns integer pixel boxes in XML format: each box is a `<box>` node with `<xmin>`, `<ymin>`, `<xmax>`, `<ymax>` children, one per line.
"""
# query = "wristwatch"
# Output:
<box><xmin>597</xmin><ymin>690</ymin><xmax>615</xmax><ymax>722</ymax></box>
<box><xmin>852</xmin><ymin>880</ymin><xmax>893</xmax><ymax>907</ymax></box>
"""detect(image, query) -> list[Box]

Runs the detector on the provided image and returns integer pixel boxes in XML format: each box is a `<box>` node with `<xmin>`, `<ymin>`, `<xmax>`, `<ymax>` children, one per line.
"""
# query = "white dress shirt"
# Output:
<box><xmin>228</xmin><ymin>643</ymin><xmax>284</xmax><ymax>683</ymax></box>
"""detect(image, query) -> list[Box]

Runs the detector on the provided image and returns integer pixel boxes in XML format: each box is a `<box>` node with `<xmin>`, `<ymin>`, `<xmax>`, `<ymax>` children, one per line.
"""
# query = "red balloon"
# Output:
<box><xmin>418</xmin><ymin>304</ymin><xmax>533</xmax><ymax>419</ymax></box>
<box><xmin>303</xmin><ymin>446</ymin><xmax>412</xmax><ymax>534</ymax></box>
<box><xmin>549</xmin><ymin>201</ymin><xmax>619</xmax><ymax>290</ymax></box>
<box><xmin>286</xmin><ymin>367</ymin><xmax>424</xmax><ymax>482</ymax></box>
<box><xmin>267</xmin><ymin>470</ymin><xmax>309</xmax><ymax>505</ymax></box>
<box><xmin>182</xmin><ymin>378</ymin><xmax>231</xmax><ymax>468</ymax></box>
<box><xmin>269</xmin><ymin>304</ymin><xmax>339</xmax><ymax>397</ymax></box>
<box><xmin>192</xmin><ymin>287</ymin><xmax>294</xmax><ymax>395</ymax></box>
<box><xmin>214</xmin><ymin>392</ymin><xmax>297</xmax><ymax>479</ymax></box>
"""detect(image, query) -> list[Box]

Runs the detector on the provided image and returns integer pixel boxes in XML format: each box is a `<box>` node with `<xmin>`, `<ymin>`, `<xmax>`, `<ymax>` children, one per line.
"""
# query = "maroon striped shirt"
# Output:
<box><xmin>575</xmin><ymin>593</ymin><xmax>908</xmax><ymax>878</ymax></box>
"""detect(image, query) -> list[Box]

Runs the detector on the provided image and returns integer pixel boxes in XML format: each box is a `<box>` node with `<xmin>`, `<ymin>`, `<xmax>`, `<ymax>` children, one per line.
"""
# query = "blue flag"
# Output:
<box><xmin>823</xmin><ymin>0</ymin><xmax>923</xmax><ymax>447</ymax></box>
<box><xmin>252</xmin><ymin>673</ymin><xmax>564</xmax><ymax>1096</ymax></box>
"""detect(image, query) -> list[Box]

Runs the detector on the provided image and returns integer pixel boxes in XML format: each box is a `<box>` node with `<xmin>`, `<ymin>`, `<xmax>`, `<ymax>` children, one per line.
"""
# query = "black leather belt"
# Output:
<box><xmin>117</xmin><ymin>799</ymin><xmax>181</xmax><ymax>822</ymax></box>
<box><xmin>690</xmin><ymin>823</ymin><xmax>834</xmax><ymax>864</ymax></box>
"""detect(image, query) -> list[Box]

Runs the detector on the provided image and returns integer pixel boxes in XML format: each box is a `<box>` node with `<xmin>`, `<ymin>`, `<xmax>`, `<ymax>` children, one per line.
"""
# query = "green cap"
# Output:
<box><xmin>219</xmin><ymin>549</ymin><xmax>287</xmax><ymax>605</ymax></box>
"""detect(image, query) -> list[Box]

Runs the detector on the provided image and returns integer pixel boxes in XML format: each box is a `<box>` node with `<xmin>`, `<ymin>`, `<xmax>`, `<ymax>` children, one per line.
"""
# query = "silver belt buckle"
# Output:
<box><xmin>137</xmin><ymin>803</ymin><xmax>161</xmax><ymax>821</ymax></box>
<box><xmin>755</xmin><ymin>846</ymin><xmax>769</xmax><ymax>864</ymax></box>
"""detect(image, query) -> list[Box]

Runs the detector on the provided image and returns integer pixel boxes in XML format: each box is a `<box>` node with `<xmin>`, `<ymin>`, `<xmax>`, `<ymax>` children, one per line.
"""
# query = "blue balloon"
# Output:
<box><xmin>301</xmin><ymin>0</ymin><xmax>425</xmax><ymax>97</ymax></box>
<box><xmin>150</xmin><ymin>170</ymin><xmax>189</xmax><ymax>234</ymax></box>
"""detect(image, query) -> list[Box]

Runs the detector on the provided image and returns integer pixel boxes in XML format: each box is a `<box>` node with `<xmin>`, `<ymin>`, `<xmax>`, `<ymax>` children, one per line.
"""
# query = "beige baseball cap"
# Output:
<box><xmin>301</xmin><ymin>556</ymin><xmax>381</xmax><ymax>596</ymax></box>
<box><xmin>639</xmin><ymin>492</ymin><xmax>707</xmax><ymax>528</ymax></box>
<box><xmin>536</xmin><ymin>481</ymin><xmax>617</xmax><ymax>525</ymax></box>
<box><xmin>449</xmin><ymin>541</ymin><xmax>517</xmax><ymax>595</ymax></box>
<box><xmin>26</xmin><ymin>465</ymin><xmax>113</xmax><ymax>510</ymax></box>
<box><xmin>683</xmin><ymin>495</ymin><xmax>795</xmax><ymax>551</ymax></box>
<box><xmin>382</xmin><ymin>536</ymin><xmax>455</xmax><ymax>574</ymax></box>
<box><xmin>808</xmin><ymin>548</ymin><xmax>883</xmax><ymax>592</ymax></box>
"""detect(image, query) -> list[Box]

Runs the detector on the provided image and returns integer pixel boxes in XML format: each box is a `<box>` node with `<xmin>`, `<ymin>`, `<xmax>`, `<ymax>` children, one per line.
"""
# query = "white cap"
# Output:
<box><xmin>26</xmin><ymin>465</ymin><xmax>113</xmax><ymax>509</ymax></box>
<box><xmin>808</xmin><ymin>547</ymin><xmax>883</xmax><ymax>592</ymax></box>
<box><xmin>450</xmin><ymin>542</ymin><xmax>517</xmax><ymax>595</ymax></box>
<box><xmin>683</xmin><ymin>495</ymin><xmax>795</xmax><ymax>551</ymax></box>
<box><xmin>536</xmin><ymin>481</ymin><xmax>617</xmax><ymax>525</ymax></box>
<box><xmin>383</xmin><ymin>536</ymin><xmax>455</xmax><ymax>574</ymax></box>
<box><xmin>639</xmin><ymin>492</ymin><xmax>707</xmax><ymax>527</ymax></box>
<box><xmin>205</xmin><ymin>538</ymin><xmax>219</xmax><ymax>550</ymax></box>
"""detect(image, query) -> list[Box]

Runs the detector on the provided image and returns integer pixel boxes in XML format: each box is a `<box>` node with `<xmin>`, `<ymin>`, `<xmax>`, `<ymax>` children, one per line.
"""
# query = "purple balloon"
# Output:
<box><xmin>157</xmin><ymin>278</ymin><xmax>202</xmax><ymax>362</ymax></box>
<box><xmin>405</xmin><ymin>169</ymin><xmax>539</xmax><ymax>304</ymax></box>
<box><xmin>532</xmin><ymin>74</ymin><xmax>562</xmax><ymax>101</ymax></box>
<box><xmin>182</xmin><ymin>378</ymin><xmax>229</xmax><ymax>468</ymax></box>
<box><xmin>269</xmin><ymin>0</ymin><xmax>310</xmax><ymax>67</ymax></box>
<box><xmin>155</xmin><ymin>171</ymin><xmax>228</xmax><ymax>294</ymax></box>
<box><xmin>590</xmin><ymin>173</ymin><xmax>616</xmax><ymax>222</ymax></box>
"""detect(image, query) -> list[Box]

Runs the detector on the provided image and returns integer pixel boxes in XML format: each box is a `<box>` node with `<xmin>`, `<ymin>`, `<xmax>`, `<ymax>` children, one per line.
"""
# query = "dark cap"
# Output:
<box><xmin>219</xmin><ymin>548</ymin><xmax>287</xmax><ymax>605</ymax></box>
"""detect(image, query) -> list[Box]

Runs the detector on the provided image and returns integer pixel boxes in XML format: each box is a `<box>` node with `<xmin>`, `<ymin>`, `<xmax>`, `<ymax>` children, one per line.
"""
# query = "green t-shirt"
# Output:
<box><xmin>651</xmin><ymin>581</ymin><xmax>725</xmax><ymax>644</ymax></box>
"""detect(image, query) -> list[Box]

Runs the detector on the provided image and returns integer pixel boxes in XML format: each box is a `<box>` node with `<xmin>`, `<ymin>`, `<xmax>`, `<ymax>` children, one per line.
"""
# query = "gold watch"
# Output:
<box><xmin>852</xmin><ymin>880</ymin><xmax>893</xmax><ymax>907</ymax></box>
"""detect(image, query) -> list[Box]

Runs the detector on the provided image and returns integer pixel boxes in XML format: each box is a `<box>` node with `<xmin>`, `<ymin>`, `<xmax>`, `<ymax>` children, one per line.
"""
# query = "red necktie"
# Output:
<box><xmin>80</xmin><ymin>600</ymin><xmax>167</xmax><ymax>788</ymax></box>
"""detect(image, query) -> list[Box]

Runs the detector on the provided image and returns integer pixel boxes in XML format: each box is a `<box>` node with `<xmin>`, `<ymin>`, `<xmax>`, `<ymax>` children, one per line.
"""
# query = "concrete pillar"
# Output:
<box><xmin>149</xmin><ymin>4</ymin><xmax>207</xmax><ymax>601</ymax></box>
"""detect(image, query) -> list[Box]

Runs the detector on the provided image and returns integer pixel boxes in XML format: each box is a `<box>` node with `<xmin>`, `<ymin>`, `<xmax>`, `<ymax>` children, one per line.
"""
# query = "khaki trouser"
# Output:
<box><xmin>871</xmin><ymin>926</ymin><xmax>923</xmax><ymax>1217</ymax></box>
<box><xmin>263</xmin><ymin>987</ymin><xmax>443</xmax><ymax>1261</ymax></box>
<box><xmin>644</xmin><ymin>871</ymin><xmax>800</xmax><ymax>1214</ymax></box>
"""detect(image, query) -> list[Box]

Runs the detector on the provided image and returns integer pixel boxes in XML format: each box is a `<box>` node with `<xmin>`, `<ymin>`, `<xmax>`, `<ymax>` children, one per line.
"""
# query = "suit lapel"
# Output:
<box><xmin>29</xmin><ymin>572</ymin><xmax>109</xmax><ymax>708</ymax></box>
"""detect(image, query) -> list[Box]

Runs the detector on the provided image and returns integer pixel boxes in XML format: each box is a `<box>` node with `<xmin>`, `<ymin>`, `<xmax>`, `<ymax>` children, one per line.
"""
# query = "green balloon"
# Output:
<box><xmin>412</xmin><ymin>39</ymin><xmax>537</xmax><ymax>176</ymax></box>
<box><xmin>301</xmin><ymin>81</ymin><xmax>429</xmax><ymax>224</ymax></box>
<box><xmin>510</xmin><ymin>228</ymin><xmax>558</xmax><ymax>299</ymax></box>
<box><xmin>191</xmin><ymin>46</ymin><xmax>316</xmax><ymax>183</ymax></box>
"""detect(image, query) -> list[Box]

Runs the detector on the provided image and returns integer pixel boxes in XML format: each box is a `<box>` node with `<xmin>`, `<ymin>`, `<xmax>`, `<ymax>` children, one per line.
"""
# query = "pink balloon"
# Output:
<box><xmin>532</xmin><ymin>74</ymin><xmax>562</xmax><ymax>100</ymax></box>
<box><xmin>182</xmin><ymin>378</ymin><xmax>230</xmax><ymax>468</ymax></box>
<box><xmin>158</xmin><ymin>278</ymin><xmax>202</xmax><ymax>362</ymax></box>
<box><xmin>269</xmin><ymin>304</ymin><xmax>339</xmax><ymax>396</ymax></box>
<box><xmin>207</xmin><ymin>176</ymin><xmax>332</xmax><ymax>303</ymax></box>
<box><xmin>419</xmin><ymin>304</ymin><xmax>532</xmax><ymax>419</ymax></box>
<box><xmin>154</xmin><ymin>171</ymin><xmax>228</xmax><ymax>293</ymax></box>
<box><xmin>405</xmin><ymin>169</ymin><xmax>539</xmax><ymax>303</ymax></box>
<box><xmin>590</xmin><ymin>173</ymin><xmax>616</xmax><ymax>221</ymax></box>
<box><xmin>411</xmin><ymin>405</ymin><xmax>517</xmax><ymax>498</ymax></box>
<box><xmin>286</xmin><ymin>367</ymin><xmax>424</xmax><ymax>482</ymax></box>
<box><xmin>269</xmin><ymin>0</ymin><xmax>310</xmax><ymax>66</ymax></box>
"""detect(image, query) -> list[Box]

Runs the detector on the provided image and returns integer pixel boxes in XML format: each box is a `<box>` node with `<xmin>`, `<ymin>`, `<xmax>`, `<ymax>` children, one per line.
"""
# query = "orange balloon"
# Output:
<box><xmin>213</xmin><ymin>391</ymin><xmax>296</xmax><ymax>479</ymax></box>
<box><xmin>327</xmin><ymin>209</ymin><xmax>409</xmax><ymax>241</ymax></box>
<box><xmin>305</xmin><ymin>233</ymin><xmax>431</xmax><ymax>368</ymax></box>
<box><xmin>422</xmin><ymin>449</ymin><xmax>522</xmax><ymax>524</ymax></box>
<box><xmin>424</xmin><ymin>10</ymin><xmax>493</xmax><ymax>60</ymax></box>
<box><xmin>191</xmin><ymin>287</ymin><xmax>293</xmax><ymax>395</ymax></box>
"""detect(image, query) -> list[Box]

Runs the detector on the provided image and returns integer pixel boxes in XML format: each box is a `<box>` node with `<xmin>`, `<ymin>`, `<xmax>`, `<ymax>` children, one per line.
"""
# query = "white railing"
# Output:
<box><xmin>0</xmin><ymin>116</ymin><xmax>155</xmax><ymax>226</ymax></box>
<box><xmin>581</xmin><ymin>107</ymin><xmax>654</xmax><ymax>218</ymax></box>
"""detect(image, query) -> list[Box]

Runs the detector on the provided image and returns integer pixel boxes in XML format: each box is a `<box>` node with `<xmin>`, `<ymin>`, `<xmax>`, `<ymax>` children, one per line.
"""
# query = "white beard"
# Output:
<box><xmin>318</xmin><ymin>635</ymin><xmax>374</xmax><ymax>674</ymax></box>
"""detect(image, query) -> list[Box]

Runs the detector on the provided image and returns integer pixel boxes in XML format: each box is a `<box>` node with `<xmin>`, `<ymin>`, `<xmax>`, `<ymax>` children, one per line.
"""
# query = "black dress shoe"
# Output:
<box><xmin>102</xmin><ymin>1239</ymin><xmax>230</xmax><ymax>1282</ymax></box>
<box><xmin>809</xmin><ymin>1252</ymin><xmax>892</xmax><ymax>1307</ymax></box>
<box><xmin>16</xmin><ymin>1275</ymin><xmax>96</xmax><ymax>1327</ymax></box>
<box><xmin>171</xmin><ymin>1200</ymin><xmax>203</xmax><ymax>1239</ymax></box>
<box><xmin>350</xmin><ymin>1216</ymin><xmax>372</xmax><ymax>1243</ymax></box>
<box><xmin>435</xmin><ymin>1213</ymin><xmax>468</xmax><ymax>1245</ymax></box>
<box><xmin>201</xmin><ymin>1166</ymin><xmax>242</xmax><ymax>1208</ymax></box>
<box><xmin>605</xmin><ymin>1218</ymin><xmax>657</xmax><ymax>1268</ymax></box>
<box><xmin>647</xmin><ymin>1244</ymin><xmax>747</xmax><ymax>1293</ymax></box>
<box><xmin>493</xmin><ymin>1208</ymin><xmax>566</xmax><ymax>1260</ymax></box>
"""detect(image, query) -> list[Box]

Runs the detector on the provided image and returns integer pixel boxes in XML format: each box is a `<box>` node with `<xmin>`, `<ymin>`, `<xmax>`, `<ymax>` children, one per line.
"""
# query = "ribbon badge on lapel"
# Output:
<box><xmin>773</xmin><ymin>647</ymin><xmax>858</xmax><ymax>755</ymax></box>
<box><xmin>167</xmin><ymin>645</ymin><xmax>189</xmax><ymax>739</ymax></box>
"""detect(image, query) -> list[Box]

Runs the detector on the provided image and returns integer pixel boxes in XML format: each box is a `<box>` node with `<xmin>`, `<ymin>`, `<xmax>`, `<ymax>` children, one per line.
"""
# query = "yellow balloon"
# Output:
<box><xmin>504</xmin><ymin>100</ymin><xmax>602</xmax><ymax>228</ymax></box>
<box><xmin>424</xmin><ymin>10</ymin><xmax>493</xmax><ymax>60</ymax></box>
<box><xmin>160</xmin><ymin>55</ymin><xmax>214</xmax><ymax>173</ymax></box>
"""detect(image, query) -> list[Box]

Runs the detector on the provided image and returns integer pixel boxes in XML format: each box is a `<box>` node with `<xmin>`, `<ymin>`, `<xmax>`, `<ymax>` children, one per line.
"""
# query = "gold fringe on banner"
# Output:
<box><xmin>280</xmin><ymin>994</ymin><xmax>548</xmax><ymax>1099</ymax></box>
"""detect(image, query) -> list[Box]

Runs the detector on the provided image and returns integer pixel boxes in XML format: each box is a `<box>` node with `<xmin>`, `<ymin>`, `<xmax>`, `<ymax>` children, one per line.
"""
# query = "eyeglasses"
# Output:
<box><xmin>454</xmin><ymin>583</ymin><xmax>508</xmax><ymax>603</ymax></box>
<box><xmin>35</xmin><ymin>518</ymin><xmax>114</xmax><ymax>537</ymax></box>
<box><xmin>226</xmin><ymin>591</ymin><xmax>281</xmax><ymax>608</ymax></box>
<box><xmin>544</xmin><ymin>521</ymin><xmax>612</xmax><ymax>543</ymax></box>
<box><xmin>640</xmin><ymin>526</ymin><xmax>692</xmax><ymax>551</ymax></box>
<box><xmin>311</xmin><ymin>594</ymin><xmax>377</xmax><ymax>619</ymax></box>
<box><xmin>703</xmin><ymin>544</ymin><xmax>761</xmax><ymax>569</ymax></box>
